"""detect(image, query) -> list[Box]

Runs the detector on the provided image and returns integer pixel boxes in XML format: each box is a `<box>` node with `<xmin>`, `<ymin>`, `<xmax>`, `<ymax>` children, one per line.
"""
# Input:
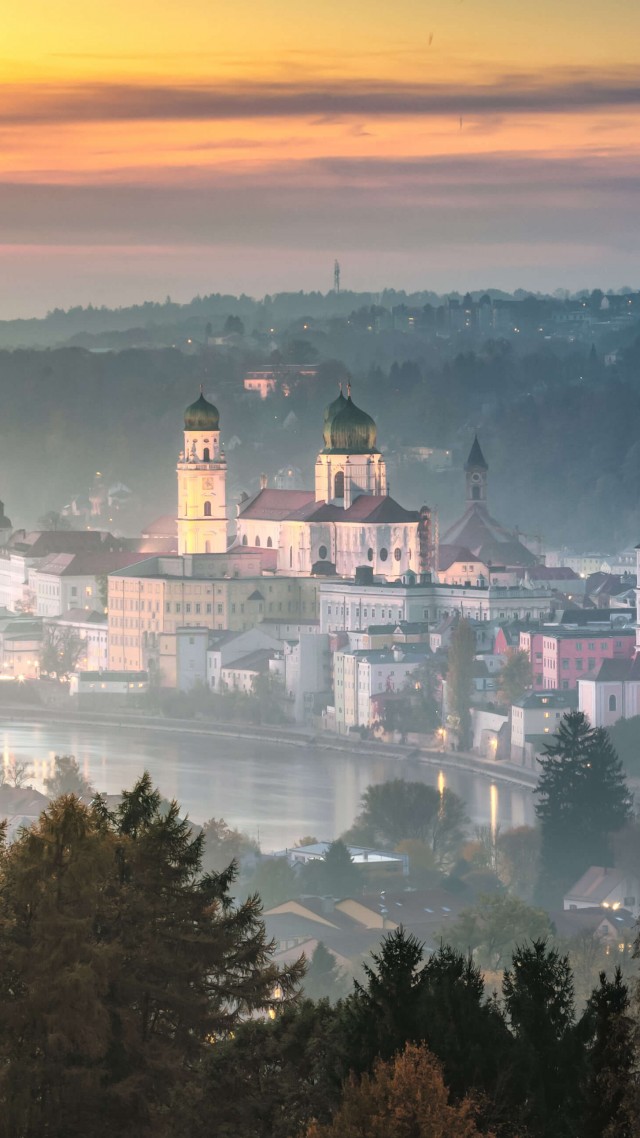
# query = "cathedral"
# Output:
<box><xmin>177</xmin><ymin>386</ymin><xmax>433</xmax><ymax>579</ymax></box>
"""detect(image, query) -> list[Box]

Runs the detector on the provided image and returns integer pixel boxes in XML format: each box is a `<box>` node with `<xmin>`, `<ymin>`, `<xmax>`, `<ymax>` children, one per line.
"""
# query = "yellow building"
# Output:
<box><xmin>108</xmin><ymin>557</ymin><xmax>319</xmax><ymax>685</ymax></box>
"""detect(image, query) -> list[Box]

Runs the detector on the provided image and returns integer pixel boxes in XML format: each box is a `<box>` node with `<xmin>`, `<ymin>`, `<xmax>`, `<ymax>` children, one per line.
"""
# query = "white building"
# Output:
<box><xmin>564</xmin><ymin>866</ymin><xmax>640</xmax><ymax>918</ymax></box>
<box><xmin>578</xmin><ymin>543</ymin><xmax>640</xmax><ymax>727</ymax></box>
<box><xmin>334</xmin><ymin>643</ymin><xmax>429</xmax><ymax>732</ymax></box>
<box><xmin>32</xmin><ymin>551</ymin><xmax>148</xmax><ymax>617</ymax></box>
<box><xmin>206</xmin><ymin>627</ymin><xmax>283</xmax><ymax>692</ymax></box>
<box><xmin>234</xmin><ymin>386</ymin><xmax>431</xmax><ymax>580</ymax></box>
<box><xmin>319</xmin><ymin>578</ymin><xmax>554</xmax><ymax>635</ymax></box>
<box><xmin>44</xmin><ymin>609</ymin><xmax>108</xmax><ymax>672</ymax></box>
<box><xmin>511</xmin><ymin>691</ymin><xmax>573</xmax><ymax>757</ymax></box>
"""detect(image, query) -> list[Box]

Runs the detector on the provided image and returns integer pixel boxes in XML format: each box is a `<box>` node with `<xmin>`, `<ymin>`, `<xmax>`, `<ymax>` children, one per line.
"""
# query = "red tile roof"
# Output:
<box><xmin>36</xmin><ymin>551</ymin><xmax>150</xmax><ymax>577</ymax></box>
<box><xmin>238</xmin><ymin>489</ymin><xmax>316</xmax><ymax>521</ymax></box>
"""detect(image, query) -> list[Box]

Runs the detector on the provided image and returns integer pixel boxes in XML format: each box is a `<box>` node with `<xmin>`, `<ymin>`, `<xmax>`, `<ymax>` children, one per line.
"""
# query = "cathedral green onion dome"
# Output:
<box><xmin>322</xmin><ymin>388</ymin><xmax>348</xmax><ymax>447</ymax></box>
<box><xmin>327</xmin><ymin>395</ymin><xmax>377</xmax><ymax>453</ymax></box>
<box><xmin>184</xmin><ymin>391</ymin><xmax>219</xmax><ymax>431</ymax></box>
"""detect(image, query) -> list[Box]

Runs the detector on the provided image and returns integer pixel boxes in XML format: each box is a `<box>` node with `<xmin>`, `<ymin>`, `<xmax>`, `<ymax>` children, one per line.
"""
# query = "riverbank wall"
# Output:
<box><xmin>0</xmin><ymin>703</ymin><xmax>538</xmax><ymax>791</ymax></box>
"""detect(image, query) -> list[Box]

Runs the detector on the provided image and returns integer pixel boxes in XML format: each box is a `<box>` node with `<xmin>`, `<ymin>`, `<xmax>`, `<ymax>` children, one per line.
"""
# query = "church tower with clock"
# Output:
<box><xmin>177</xmin><ymin>390</ymin><xmax>228</xmax><ymax>555</ymax></box>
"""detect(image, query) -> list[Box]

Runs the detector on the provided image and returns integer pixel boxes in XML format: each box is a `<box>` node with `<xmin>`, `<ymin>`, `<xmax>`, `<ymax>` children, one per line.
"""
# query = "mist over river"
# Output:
<box><xmin>2</xmin><ymin>720</ymin><xmax>534</xmax><ymax>850</ymax></box>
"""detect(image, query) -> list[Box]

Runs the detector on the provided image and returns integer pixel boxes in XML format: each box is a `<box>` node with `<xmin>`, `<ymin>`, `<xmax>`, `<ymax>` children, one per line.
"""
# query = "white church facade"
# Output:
<box><xmin>175</xmin><ymin>385</ymin><xmax>433</xmax><ymax>580</ymax></box>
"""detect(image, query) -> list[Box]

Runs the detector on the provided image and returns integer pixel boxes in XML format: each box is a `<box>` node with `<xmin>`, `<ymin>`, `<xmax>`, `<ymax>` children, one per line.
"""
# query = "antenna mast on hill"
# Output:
<box><xmin>334</xmin><ymin>259</ymin><xmax>341</xmax><ymax>294</ymax></box>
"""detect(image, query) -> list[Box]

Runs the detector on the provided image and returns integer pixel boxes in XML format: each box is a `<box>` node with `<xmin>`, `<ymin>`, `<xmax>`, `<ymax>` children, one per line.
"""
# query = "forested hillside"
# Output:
<box><xmin>0</xmin><ymin>297</ymin><xmax>639</xmax><ymax>546</ymax></box>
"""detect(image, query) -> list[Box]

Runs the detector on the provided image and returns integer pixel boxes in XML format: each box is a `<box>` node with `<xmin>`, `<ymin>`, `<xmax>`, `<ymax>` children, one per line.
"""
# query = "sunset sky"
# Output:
<box><xmin>2</xmin><ymin>0</ymin><xmax>639</xmax><ymax>316</ymax></box>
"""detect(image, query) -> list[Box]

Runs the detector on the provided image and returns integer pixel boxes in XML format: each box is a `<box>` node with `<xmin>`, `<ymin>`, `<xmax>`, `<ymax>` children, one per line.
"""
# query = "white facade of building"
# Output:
<box><xmin>319</xmin><ymin>580</ymin><xmax>554</xmax><ymax>635</ymax></box>
<box><xmin>334</xmin><ymin>645</ymin><xmax>427</xmax><ymax>731</ymax></box>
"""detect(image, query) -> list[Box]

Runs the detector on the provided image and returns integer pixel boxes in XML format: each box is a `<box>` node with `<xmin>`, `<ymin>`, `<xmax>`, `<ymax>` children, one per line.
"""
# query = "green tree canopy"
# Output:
<box><xmin>345</xmin><ymin>779</ymin><xmax>467</xmax><ymax>868</ymax></box>
<box><xmin>445</xmin><ymin>892</ymin><xmax>553</xmax><ymax>969</ymax></box>
<box><xmin>0</xmin><ymin>774</ymin><xmax>303</xmax><ymax>1138</ymax></box>
<box><xmin>497</xmin><ymin>648</ymin><xmax>533</xmax><ymax>707</ymax></box>
<box><xmin>43</xmin><ymin>753</ymin><xmax>94</xmax><ymax>799</ymax></box>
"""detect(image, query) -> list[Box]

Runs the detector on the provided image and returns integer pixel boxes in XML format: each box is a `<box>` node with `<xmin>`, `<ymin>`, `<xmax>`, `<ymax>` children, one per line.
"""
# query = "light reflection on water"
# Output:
<box><xmin>2</xmin><ymin>722</ymin><xmax>534</xmax><ymax>851</ymax></box>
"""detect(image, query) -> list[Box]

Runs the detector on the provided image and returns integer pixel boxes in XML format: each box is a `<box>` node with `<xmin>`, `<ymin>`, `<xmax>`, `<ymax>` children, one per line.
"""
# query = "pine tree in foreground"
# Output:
<box><xmin>0</xmin><ymin>774</ymin><xmax>303</xmax><ymax>1138</ymax></box>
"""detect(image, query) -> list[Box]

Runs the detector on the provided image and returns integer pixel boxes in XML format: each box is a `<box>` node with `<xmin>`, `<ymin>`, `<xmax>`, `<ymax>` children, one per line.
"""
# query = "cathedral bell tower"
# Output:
<box><xmin>315</xmin><ymin>385</ymin><xmax>387</xmax><ymax>507</ymax></box>
<box><xmin>177</xmin><ymin>389</ymin><xmax>228</xmax><ymax>555</ymax></box>
<box><xmin>465</xmin><ymin>434</ymin><xmax>488</xmax><ymax>506</ymax></box>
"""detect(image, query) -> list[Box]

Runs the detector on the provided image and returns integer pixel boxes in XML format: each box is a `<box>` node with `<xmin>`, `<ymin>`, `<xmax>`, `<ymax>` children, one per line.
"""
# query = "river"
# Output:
<box><xmin>1</xmin><ymin>719</ymin><xmax>535</xmax><ymax>850</ymax></box>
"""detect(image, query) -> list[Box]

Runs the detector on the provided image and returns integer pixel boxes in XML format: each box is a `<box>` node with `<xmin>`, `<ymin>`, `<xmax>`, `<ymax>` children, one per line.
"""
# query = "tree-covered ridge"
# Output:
<box><xmin>1</xmin><ymin>310</ymin><xmax>640</xmax><ymax>543</ymax></box>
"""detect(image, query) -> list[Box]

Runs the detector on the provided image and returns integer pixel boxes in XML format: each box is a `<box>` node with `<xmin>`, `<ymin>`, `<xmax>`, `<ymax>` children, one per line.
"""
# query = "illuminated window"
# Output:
<box><xmin>204</xmin><ymin>501</ymin><xmax>212</xmax><ymax>517</ymax></box>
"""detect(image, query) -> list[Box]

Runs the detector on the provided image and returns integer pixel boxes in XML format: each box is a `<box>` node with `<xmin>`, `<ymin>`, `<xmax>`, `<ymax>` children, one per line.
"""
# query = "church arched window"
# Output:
<box><xmin>334</xmin><ymin>470</ymin><xmax>345</xmax><ymax>498</ymax></box>
<box><xmin>205</xmin><ymin>541</ymin><xmax>210</xmax><ymax>554</ymax></box>
<box><xmin>609</xmin><ymin>694</ymin><xmax>617</xmax><ymax>712</ymax></box>
<box><xmin>203</xmin><ymin>447</ymin><xmax>210</xmax><ymax>462</ymax></box>
<box><xmin>472</xmin><ymin>485</ymin><xmax>480</xmax><ymax>501</ymax></box>
<box><xmin>242</xmin><ymin>534</ymin><xmax>248</xmax><ymax>546</ymax></box>
<box><xmin>267</xmin><ymin>536</ymin><xmax>273</xmax><ymax>548</ymax></box>
<box><xmin>255</xmin><ymin>536</ymin><xmax>261</xmax><ymax>547</ymax></box>
<box><xmin>204</xmin><ymin>501</ymin><xmax>212</xmax><ymax>517</ymax></box>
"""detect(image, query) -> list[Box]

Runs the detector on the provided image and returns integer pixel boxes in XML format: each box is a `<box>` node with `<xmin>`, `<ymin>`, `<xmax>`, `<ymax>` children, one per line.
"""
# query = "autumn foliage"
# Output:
<box><xmin>305</xmin><ymin>1042</ymin><xmax>493</xmax><ymax>1138</ymax></box>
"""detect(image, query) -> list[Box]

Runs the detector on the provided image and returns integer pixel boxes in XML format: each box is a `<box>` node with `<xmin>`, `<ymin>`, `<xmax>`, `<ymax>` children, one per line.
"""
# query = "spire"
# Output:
<box><xmin>465</xmin><ymin>433</ymin><xmax>488</xmax><ymax>471</ymax></box>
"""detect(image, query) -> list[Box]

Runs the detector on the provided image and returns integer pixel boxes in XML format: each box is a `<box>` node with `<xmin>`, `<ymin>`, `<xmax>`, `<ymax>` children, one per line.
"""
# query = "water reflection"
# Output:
<box><xmin>1</xmin><ymin>721</ymin><xmax>535</xmax><ymax>851</ymax></box>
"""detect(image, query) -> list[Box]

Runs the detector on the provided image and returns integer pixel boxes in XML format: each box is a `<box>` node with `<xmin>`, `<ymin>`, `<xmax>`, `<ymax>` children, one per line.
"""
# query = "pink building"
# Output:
<box><xmin>520</xmin><ymin>626</ymin><xmax>635</xmax><ymax>690</ymax></box>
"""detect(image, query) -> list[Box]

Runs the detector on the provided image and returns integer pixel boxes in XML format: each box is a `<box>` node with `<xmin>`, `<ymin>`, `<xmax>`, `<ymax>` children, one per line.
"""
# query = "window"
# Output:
<box><xmin>195</xmin><ymin>603</ymin><xmax>201</xmax><ymax>614</ymax></box>
<box><xmin>185</xmin><ymin>603</ymin><xmax>191</xmax><ymax>614</ymax></box>
<box><xmin>588</xmin><ymin>658</ymin><xmax>595</xmax><ymax>670</ymax></box>
<box><xmin>204</xmin><ymin>501</ymin><xmax>212</xmax><ymax>517</ymax></box>
<box><xmin>394</xmin><ymin>548</ymin><xmax>402</xmax><ymax>561</ymax></box>
<box><xmin>601</xmin><ymin>642</ymin><xmax>608</xmax><ymax>650</ymax></box>
<box><xmin>318</xmin><ymin>544</ymin><xmax>328</xmax><ymax>560</ymax></box>
<box><xmin>206</xmin><ymin>603</ymin><xmax>212</xmax><ymax>614</ymax></box>
<box><xmin>616</xmin><ymin>640</ymin><xmax>623</xmax><ymax>648</ymax></box>
<box><xmin>255</xmin><ymin>536</ymin><xmax>261</xmax><ymax>547</ymax></box>
<box><xmin>562</xmin><ymin>659</ymin><xmax>569</xmax><ymax>669</ymax></box>
<box><xmin>575</xmin><ymin>642</ymin><xmax>582</xmax><ymax>650</ymax></box>
<box><xmin>367</xmin><ymin>548</ymin><xmax>373</xmax><ymax>561</ymax></box>
<box><xmin>588</xmin><ymin>642</ymin><xmax>595</xmax><ymax>650</ymax></box>
<box><xmin>166</xmin><ymin>602</ymin><xmax>171</xmax><ymax>613</ymax></box>
<box><xmin>609</xmin><ymin>694</ymin><xmax>617</xmax><ymax>712</ymax></box>
<box><xmin>203</xmin><ymin>447</ymin><xmax>210</xmax><ymax>461</ymax></box>
<box><xmin>267</xmin><ymin>536</ymin><xmax>273</xmax><ymax>548</ymax></box>
<box><xmin>334</xmin><ymin>470</ymin><xmax>345</xmax><ymax>498</ymax></box>
<box><xmin>380</xmin><ymin>548</ymin><xmax>388</xmax><ymax>562</ymax></box>
<box><xmin>176</xmin><ymin>603</ymin><xmax>181</xmax><ymax>614</ymax></box>
<box><xmin>242</xmin><ymin>534</ymin><xmax>247</xmax><ymax>545</ymax></box>
<box><xmin>217</xmin><ymin>603</ymin><xmax>223</xmax><ymax>614</ymax></box>
<box><xmin>576</xmin><ymin>659</ymin><xmax>583</xmax><ymax>670</ymax></box>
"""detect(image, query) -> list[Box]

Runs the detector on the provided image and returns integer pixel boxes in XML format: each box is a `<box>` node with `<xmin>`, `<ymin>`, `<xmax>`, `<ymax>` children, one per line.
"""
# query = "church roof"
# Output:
<box><xmin>438</xmin><ymin>544</ymin><xmax>481</xmax><ymax>571</ymax></box>
<box><xmin>440</xmin><ymin>504</ymin><xmax>537</xmax><ymax>567</ymax></box>
<box><xmin>465</xmin><ymin>434</ymin><xmax>488</xmax><ymax>471</ymax></box>
<box><xmin>303</xmin><ymin>495</ymin><xmax>419</xmax><ymax>525</ymax></box>
<box><xmin>184</xmin><ymin>391</ymin><xmax>219</xmax><ymax>431</ymax></box>
<box><xmin>583</xmin><ymin>656</ymin><xmax>640</xmax><ymax>682</ymax></box>
<box><xmin>238</xmin><ymin>489</ymin><xmax>418</xmax><ymax>526</ymax></box>
<box><xmin>238</xmin><ymin>489</ymin><xmax>315</xmax><ymax>521</ymax></box>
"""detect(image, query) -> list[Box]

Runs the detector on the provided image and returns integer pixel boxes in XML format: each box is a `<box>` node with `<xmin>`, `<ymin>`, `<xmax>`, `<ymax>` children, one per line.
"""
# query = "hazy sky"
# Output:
<box><xmin>2</xmin><ymin>0</ymin><xmax>639</xmax><ymax>317</ymax></box>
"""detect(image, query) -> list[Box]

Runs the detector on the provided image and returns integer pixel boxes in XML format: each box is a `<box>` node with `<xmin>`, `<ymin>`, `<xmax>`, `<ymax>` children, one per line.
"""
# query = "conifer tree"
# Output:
<box><xmin>581</xmin><ymin>967</ymin><xmax>639</xmax><ymax>1138</ymax></box>
<box><xmin>535</xmin><ymin>711</ymin><xmax>631</xmax><ymax>905</ymax></box>
<box><xmin>342</xmin><ymin>928</ymin><xmax>428</xmax><ymax>1072</ymax></box>
<box><xmin>502</xmin><ymin>939</ymin><xmax>580</xmax><ymax>1138</ymax></box>
<box><xmin>0</xmin><ymin>775</ymin><xmax>303</xmax><ymax>1138</ymax></box>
